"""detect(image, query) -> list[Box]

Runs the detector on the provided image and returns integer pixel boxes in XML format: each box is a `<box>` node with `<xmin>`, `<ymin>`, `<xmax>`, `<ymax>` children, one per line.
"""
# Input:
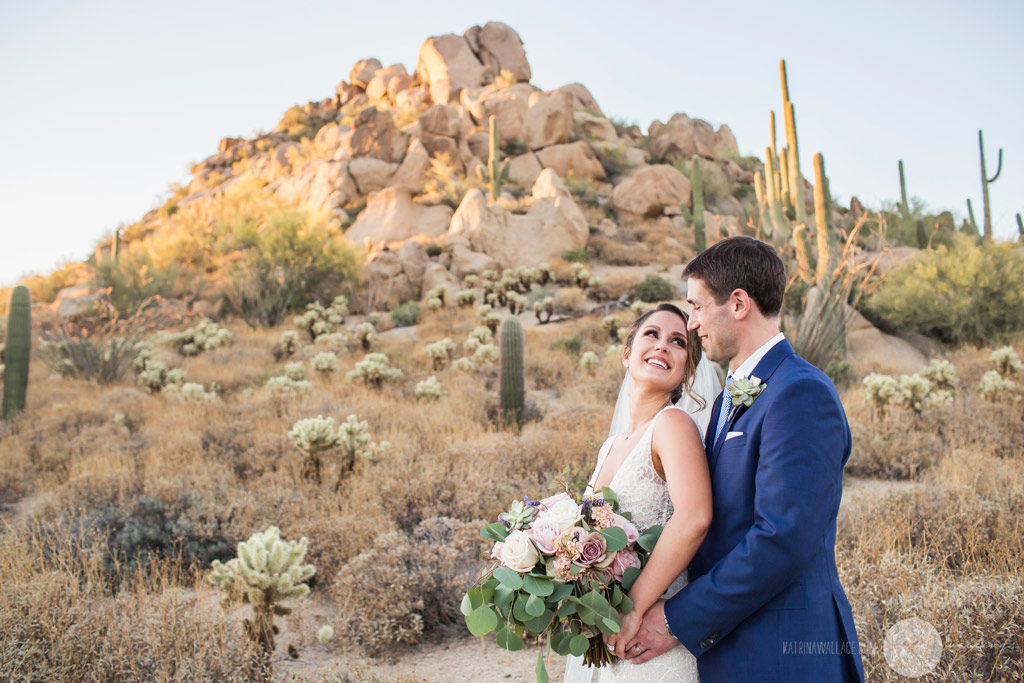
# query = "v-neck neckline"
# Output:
<box><xmin>590</xmin><ymin>407</ymin><xmax>666</xmax><ymax>493</ymax></box>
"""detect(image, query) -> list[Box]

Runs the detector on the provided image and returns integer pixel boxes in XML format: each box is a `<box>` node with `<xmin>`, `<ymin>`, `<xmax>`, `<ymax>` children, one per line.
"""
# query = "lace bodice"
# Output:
<box><xmin>588</xmin><ymin>405</ymin><xmax>688</xmax><ymax>532</ymax></box>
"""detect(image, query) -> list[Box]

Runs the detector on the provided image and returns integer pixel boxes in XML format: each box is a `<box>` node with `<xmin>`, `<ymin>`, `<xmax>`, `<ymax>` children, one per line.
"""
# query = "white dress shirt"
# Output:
<box><xmin>730</xmin><ymin>332</ymin><xmax>786</xmax><ymax>380</ymax></box>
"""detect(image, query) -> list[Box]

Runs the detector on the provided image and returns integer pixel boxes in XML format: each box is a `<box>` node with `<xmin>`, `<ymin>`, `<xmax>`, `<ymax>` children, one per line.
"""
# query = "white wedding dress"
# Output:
<box><xmin>562</xmin><ymin>405</ymin><xmax>701</xmax><ymax>683</ymax></box>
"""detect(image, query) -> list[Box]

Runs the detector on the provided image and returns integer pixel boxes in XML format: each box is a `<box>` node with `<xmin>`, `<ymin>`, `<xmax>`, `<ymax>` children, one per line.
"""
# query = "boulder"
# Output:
<box><xmin>360</xmin><ymin>251</ymin><xmax>416</xmax><ymax>310</ymax></box>
<box><xmin>335</xmin><ymin>81</ymin><xmax>361</xmax><ymax>106</ymax></box>
<box><xmin>349</xmin><ymin>106</ymin><xmax>406</xmax><ymax>163</ymax></box>
<box><xmin>419</xmin><ymin>104</ymin><xmax>462</xmax><ymax>138</ymax></box>
<box><xmin>314</xmin><ymin>123</ymin><xmax>351</xmax><ymax>158</ymax></box>
<box><xmin>272</xmin><ymin>141</ymin><xmax>300</xmax><ymax>172</ymax></box>
<box><xmin>348</xmin><ymin>157</ymin><xmax>399</xmax><ymax>195</ymax></box>
<box><xmin>446</xmin><ymin>169</ymin><xmax>588</xmax><ymax>268</ymax></box>
<box><xmin>366</xmin><ymin>64</ymin><xmax>409</xmax><ymax>102</ymax></box>
<box><xmin>345</xmin><ymin>186</ymin><xmax>453</xmax><ymax>245</ymax></box>
<box><xmin>523</xmin><ymin>90</ymin><xmax>574</xmax><ymax>151</ymax></box>
<box><xmin>349</xmin><ymin>58</ymin><xmax>383</xmax><ymax>89</ymax></box>
<box><xmin>536</xmin><ymin>141</ymin><xmax>606</xmax><ymax>181</ymax></box>
<box><xmin>710</xmin><ymin>195</ymin><xmax>744</xmax><ymax>218</ymax></box>
<box><xmin>421</xmin><ymin>262</ymin><xmax>459</xmax><ymax>296</ymax></box>
<box><xmin>467</xmin><ymin>130</ymin><xmax>490</xmax><ymax>160</ymax></box>
<box><xmin>462</xmin><ymin>85</ymin><xmax>531</xmax><ymax>143</ymax></box>
<box><xmin>53</xmin><ymin>285</ymin><xmax>108</xmax><ymax>318</ymax></box>
<box><xmin>574</xmin><ymin>111</ymin><xmax>618</xmax><ymax>143</ymax></box>
<box><xmin>845</xmin><ymin>306</ymin><xmax>928</xmax><ymax>375</ymax></box>
<box><xmin>387</xmin><ymin>73</ymin><xmax>415</xmax><ymax>100</ymax></box>
<box><xmin>464</xmin><ymin>21</ymin><xmax>531</xmax><ymax>82</ymax></box>
<box><xmin>271</xmin><ymin>160</ymin><xmax>358</xmax><ymax>212</ymax></box>
<box><xmin>394</xmin><ymin>86</ymin><xmax>431</xmax><ymax>117</ymax></box>
<box><xmin>713</xmin><ymin>124</ymin><xmax>739</xmax><ymax>158</ymax></box>
<box><xmin>395</xmin><ymin>240</ymin><xmax>430</xmax><ymax>289</ymax></box>
<box><xmin>507</xmin><ymin>152</ymin><xmax>543</xmax><ymax>186</ymax></box>
<box><xmin>446</xmin><ymin>243</ymin><xmax>502</xmax><ymax>278</ymax></box>
<box><xmin>416</xmin><ymin>33</ymin><xmax>488</xmax><ymax>104</ymax></box>
<box><xmin>649</xmin><ymin>113</ymin><xmax>718</xmax><ymax>160</ymax></box>
<box><xmin>388</xmin><ymin>137</ymin><xmax>430</xmax><ymax>190</ymax></box>
<box><xmin>624</xmin><ymin>146</ymin><xmax>647</xmax><ymax>167</ymax></box>
<box><xmin>553</xmin><ymin>83</ymin><xmax>603</xmax><ymax>115</ymax></box>
<box><xmin>611</xmin><ymin>164</ymin><xmax>692</xmax><ymax>217</ymax></box>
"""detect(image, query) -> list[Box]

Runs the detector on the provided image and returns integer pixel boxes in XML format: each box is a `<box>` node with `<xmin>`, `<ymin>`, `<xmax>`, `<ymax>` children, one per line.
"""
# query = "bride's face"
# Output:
<box><xmin>623</xmin><ymin>310</ymin><xmax>689</xmax><ymax>395</ymax></box>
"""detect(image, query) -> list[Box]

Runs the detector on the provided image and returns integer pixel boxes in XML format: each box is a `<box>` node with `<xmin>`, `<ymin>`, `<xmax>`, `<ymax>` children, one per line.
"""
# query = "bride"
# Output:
<box><xmin>563</xmin><ymin>303</ymin><xmax>719</xmax><ymax>683</ymax></box>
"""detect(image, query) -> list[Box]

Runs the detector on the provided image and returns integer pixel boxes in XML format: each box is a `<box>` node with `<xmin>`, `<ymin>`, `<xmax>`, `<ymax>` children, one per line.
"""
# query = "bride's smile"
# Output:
<box><xmin>624</xmin><ymin>311</ymin><xmax>690</xmax><ymax>394</ymax></box>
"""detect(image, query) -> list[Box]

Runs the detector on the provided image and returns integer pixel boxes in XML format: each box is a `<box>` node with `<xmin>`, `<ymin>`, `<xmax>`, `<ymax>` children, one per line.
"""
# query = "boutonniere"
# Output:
<box><xmin>726</xmin><ymin>376</ymin><xmax>765</xmax><ymax>421</ymax></box>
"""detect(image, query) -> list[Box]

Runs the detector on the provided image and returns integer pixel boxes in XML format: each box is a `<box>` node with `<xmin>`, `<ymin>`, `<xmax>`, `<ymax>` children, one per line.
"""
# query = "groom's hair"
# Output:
<box><xmin>682</xmin><ymin>236</ymin><xmax>786</xmax><ymax>316</ymax></box>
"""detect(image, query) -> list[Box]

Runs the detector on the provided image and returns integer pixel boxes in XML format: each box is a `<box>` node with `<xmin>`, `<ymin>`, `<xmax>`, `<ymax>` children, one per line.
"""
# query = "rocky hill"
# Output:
<box><xmin>113</xmin><ymin>21</ymin><xmax>765</xmax><ymax>307</ymax></box>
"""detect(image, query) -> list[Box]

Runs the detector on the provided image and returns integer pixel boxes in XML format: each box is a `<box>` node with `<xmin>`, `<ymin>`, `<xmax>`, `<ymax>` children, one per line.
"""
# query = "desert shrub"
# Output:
<box><xmin>389</xmin><ymin>301</ymin><xmax>420</xmax><ymax>328</ymax></box>
<box><xmin>592</xmin><ymin>141</ymin><xmax>631</xmax><ymax>176</ymax></box>
<box><xmin>633</xmin><ymin>273</ymin><xmax>674</xmax><ymax>302</ymax></box>
<box><xmin>425</xmin><ymin>243</ymin><xmax>443</xmax><ymax>258</ymax></box>
<box><xmin>420</xmin><ymin>153</ymin><xmax>484</xmax><ymax>208</ymax></box>
<box><xmin>159</xmin><ymin>318</ymin><xmax>233</xmax><ymax>356</ymax></box>
<box><xmin>331</xmin><ymin>516</ymin><xmax>484</xmax><ymax>655</ymax></box>
<box><xmin>40</xmin><ymin>331</ymin><xmax>141</xmax><ymax>384</ymax></box>
<box><xmin>92</xmin><ymin>252</ymin><xmax>181</xmax><ymax>316</ymax></box>
<box><xmin>276</xmin><ymin>103</ymin><xmax>334</xmax><ymax>141</ymax></box>
<box><xmin>553</xmin><ymin>333</ymin><xmax>584</xmax><ymax>358</ymax></box>
<box><xmin>862</xmin><ymin>234</ymin><xmax>1024</xmax><ymax>345</ymax></box>
<box><xmin>562</xmin><ymin>247</ymin><xmax>590</xmax><ymax>263</ymax></box>
<box><xmin>847</xmin><ymin>421</ymin><xmax>943</xmax><ymax>479</ymax></box>
<box><xmin>19</xmin><ymin>260</ymin><xmax>91</xmax><ymax>304</ymax></box>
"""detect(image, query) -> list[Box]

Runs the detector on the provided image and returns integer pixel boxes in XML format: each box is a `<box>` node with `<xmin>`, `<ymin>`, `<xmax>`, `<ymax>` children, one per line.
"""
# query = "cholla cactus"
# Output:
<box><xmin>427</xmin><ymin>296</ymin><xmax>443</xmax><ymax>311</ymax></box>
<box><xmin>476</xmin><ymin>304</ymin><xmax>492</xmax><ymax>319</ymax></box>
<box><xmin>896</xmin><ymin>374</ymin><xmax>932</xmax><ymax>415</ymax></box>
<box><xmin>580</xmin><ymin>351</ymin><xmax>600</xmax><ymax>373</ymax></box>
<box><xmin>862</xmin><ymin>373</ymin><xmax>898</xmax><ymax>419</ymax></box>
<box><xmin>274</xmin><ymin>330</ymin><xmax>300</xmax><ymax>361</ymax></box>
<box><xmin>587</xmin><ymin>275</ymin><xmax>603</xmax><ymax>289</ymax></box>
<box><xmin>424</xmin><ymin>338</ymin><xmax>457</xmax><ymax>370</ymax></box>
<box><xmin>347</xmin><ymin>352</ymin><xmax>402</xmax><ymax>386</ymax></box>
<box><xmin>602</xmin><ymin>315</ymin><xmax>622</xmax><ymax>341</ymax></box>
<box><xmin>294</xmin><ymin>297</ymin><xmax>348</xmax><ymax>342</ymax></box>
<box><xmin>266</xmin><ymin>375</ymin><xmax>313</xmax><ymax>396</ymax></box>
<box><xmin>922</xmin><ymin>359</ymin><xmax>957</xmax><ymax>391</ymax></box>
<box><xmin>208</xmin><ymin>526</ymin><xmax>315</xmax><ymax>669</ymax></box>
<box><xmin>453</xmin><ymin>357</ymin><xmax>476</xmax><ymax>372</ymax></box>
<box><xmin>483</xmin><ymin>311</ymin><xmax>503</xmax><ymax>334</ymax></box>
<box><xmin>165</xmin><ymin>381</ymin><xmax>218</xmax><ymax>402</ymax></box>
<box><xmin>315</xmin><ymin>332</ymin><xmax>348</xmax><ymax>349</ymax></box>
<box><xmin>317</xmin><ymin>625</ymin><xmax>335</xmax><ymax>643</ymax></box>
<box><xmin>472</xmin><ymin>343</ymin><xmax>499</xmax><ymax>365</ymax></box>
<box><xmin>630</xmin><ymin>300</ymin><xmax>650</xmax><ymax>316</ymax></box>
<box><xmin>288</xmin><ymin>415</ymin><xmax>342</xmax><ymax>483</ymax></box>
<box><xmin>990</xmin><ymin>346</ymin><xmax>1024</xmax><ymax>376</ymax></box>
<box><xmin>137</xmin><ymin>359</ymin><xmax>186</xmax><ymax>393</ymax></box>
<box><xmin>507</xmin><ymin>292</ymin><xmax>528</xmax><ymax>315</ymax></box>
<box><xmin>515</xmin><ymin>266</ymin><xmax>536</xmax><ymax>290</ymax></box>
<box><xmin>927</xmin><ymin>389</ymin><xmax>954</xmax><ymax>407</ymax></box>
<box><xmin>617</xmin><ymin>327</ymin><xmax>629</xmax><ymax>344</ymax></box>
<box><xmin>415</xmin><ymin>375</ymin><xmax>443</xmax><ymax>400</ymax></box>
<box><xmin>311</xmin><ymin>352</ymin><xmax>338</xmax><ymax>375</ymax></box>
<box><xmin>468</xmin><ymin>326</ymin><xmax>494</xmax><ymax>347</ymax></box>
<box><xmin>606</xmin><ymin>344</ymin><xmax>622</xmax><ymax>359</ymax></box>
<box><xmin>366</xmin><ymin>311</ymin><xmax>383</xmax><ymax>327</ymax></box>
<box><xmin>533</xmin><ymin>296</ymin><xmax>554</xmax><ymax>324</ymax></box>
<box><xmin>355</xmin><ymin>322</ymin><xmax>377</xmax><ymax>351</ymax></box>
<box><xmin>284</xmin><ymin>362</ymin><xmax>306</xmax><ymax>381</ymax></box>
<box><xmin>463</xmin><ymin>274</ymin><xmax>480</xmax><ymax>288</ymax></box>
<box><xmin>337</xmin><ymin>414</ymin><xmax>389</xmax><ymax>476</ymax></box>
<box><xmin>570</xmin><ymin>262</ymin><xmax>591</xmax><ymax>288</ymax></box>
<box><xmin>455</xmin><ymin>289</ymin><xmax>476</xmax><ymax>307</ymax></box>
<box><xmin>978</xmin><ymin>370</ymin><xmax>1016</xmax><ymax>402</ymax></box>
<box><xmin>161</xmin><ymin>318</ymin><xmax>233</xmax><ymax>356</ymax></box>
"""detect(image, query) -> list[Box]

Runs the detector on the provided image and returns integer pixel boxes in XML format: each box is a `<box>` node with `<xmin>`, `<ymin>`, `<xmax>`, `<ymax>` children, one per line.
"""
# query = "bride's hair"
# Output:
<box><xmin>623</xmin><ymin>303</ymin><xmax>706</xmax><ymax>408</ymax></box>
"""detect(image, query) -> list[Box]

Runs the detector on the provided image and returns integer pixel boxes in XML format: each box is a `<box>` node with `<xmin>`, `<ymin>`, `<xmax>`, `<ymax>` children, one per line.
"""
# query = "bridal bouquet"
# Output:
<box><xmin>462</xmin><ymin>487</ymin><xmax>661</xmax><ymax>681</ymax></box>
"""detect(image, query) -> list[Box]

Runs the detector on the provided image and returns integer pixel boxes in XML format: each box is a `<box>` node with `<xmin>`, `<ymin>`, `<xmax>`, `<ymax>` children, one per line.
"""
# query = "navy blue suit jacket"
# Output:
<box><xmin>664</xmin><ymin>339</ymin><xmax>865</xmax><ymax>682</ymax></box>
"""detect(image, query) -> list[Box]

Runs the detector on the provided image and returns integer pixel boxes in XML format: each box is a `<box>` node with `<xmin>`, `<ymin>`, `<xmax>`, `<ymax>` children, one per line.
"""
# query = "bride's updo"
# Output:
<box><xmin>623</xmin><ymin>303</ymin><xmax>704</xmax><ymax>407</ymax></box>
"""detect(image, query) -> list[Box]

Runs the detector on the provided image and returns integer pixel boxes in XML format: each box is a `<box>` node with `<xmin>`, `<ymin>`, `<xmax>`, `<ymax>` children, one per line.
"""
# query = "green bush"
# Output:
<box><xmin>552</xmin><ymin>333</ymin><xmax>583</xmax><ymax>357</ymax></box>
<box><xmin>390</xmin><ymin>301</ymin><xmax>421</xmax><ymax>327</ymax></box>
<box><xmin>562</xmin><ymin>248</ymin><xmax>590</xmax><ymax>263</ymax></box>
<box><xmin>425</xmin><ymin>243</ymin><xmax>443</xmax><ymax>258</ymax></box>
<box><xmin>634</xmin><ymin>274</ymin><xmax>675</xmax><ymax>302</ymax></box>
<box><xmin>862</xmin><ymin>234</ymin><xmax>1024</xmax><ymax>345</ymax></box>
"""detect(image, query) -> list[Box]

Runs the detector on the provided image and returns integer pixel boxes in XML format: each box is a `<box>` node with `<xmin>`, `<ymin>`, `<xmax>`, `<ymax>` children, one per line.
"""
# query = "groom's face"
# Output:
<box><xmin>686</xmin><ymin>277</ymin><xmax>738</xmax><ymax>364</ymax></box>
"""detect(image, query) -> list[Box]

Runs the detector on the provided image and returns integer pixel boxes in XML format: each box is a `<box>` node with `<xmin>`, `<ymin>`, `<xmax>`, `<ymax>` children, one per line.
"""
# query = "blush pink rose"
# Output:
<box><xmin>538</xmin><ymin>492</ymin><xmax>572</xmax><ymax>511</ymax></box>
<box><xmin>575</xmin><ymin>531</ymin><xmax>608</xmax><ymax>566</ymax></box>
<box><xmin>610</xmin><ymin>513</ymin><xmax>640</xmax><ymax>544</ymax></box>
<box><xmin>610</xmin><ymin>548</ymin><xmax>641</xmax><ymax>582</ymax></box>
<box><xmin>526</xmin><ymin>514</ymin><xmax>562</xmax><ymax>555</ymax></box>
<box><xmin>490</xmin><ymin>542</ymin><xmax>503</xmax><ymax>561</ymax></box>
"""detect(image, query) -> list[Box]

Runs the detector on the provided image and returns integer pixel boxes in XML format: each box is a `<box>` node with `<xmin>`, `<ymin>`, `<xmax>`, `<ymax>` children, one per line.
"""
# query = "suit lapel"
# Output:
<box><xmin>709</xmin><ymin>339</ymin><xmax>795</xmax><ymax>468</ymax></box>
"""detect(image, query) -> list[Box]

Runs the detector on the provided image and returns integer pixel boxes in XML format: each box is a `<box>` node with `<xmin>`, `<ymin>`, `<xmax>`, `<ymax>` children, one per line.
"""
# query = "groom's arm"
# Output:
<box><xmin>663</xmin><ymin>372</ymin><xmax>848</xmax><ymax>656</ymax></box>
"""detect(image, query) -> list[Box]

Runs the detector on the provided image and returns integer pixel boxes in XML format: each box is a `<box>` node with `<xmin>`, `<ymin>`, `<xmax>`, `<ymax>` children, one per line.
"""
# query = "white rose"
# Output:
<box><xmin>545</xmin><ymin>498</ymin><xmax>583</xmax><ymax>533</ymax></box>
<box><xmin>499</xmin><ymin>530</ymin><xmax>540</xmax><ymax>572</ymax></box>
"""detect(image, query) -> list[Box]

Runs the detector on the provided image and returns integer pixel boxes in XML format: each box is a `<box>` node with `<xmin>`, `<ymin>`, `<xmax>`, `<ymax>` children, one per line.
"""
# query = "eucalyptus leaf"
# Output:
<box><xmin>494</xmin><ymin>584</ymin><xmax>515</xmax><ymax>610</ymax></box>
<box><xmin>599</xmin><ymin>526</ymin><xmax>628</xmax><ymax>553</ymax></box>
<box><xmin>513</xmin><ymin>593</ymin><xmax>531</xmax><ymax>622</ymax></box>
<box><xmin>569</xmin><ymin>634</ymin><xmax>590</xmax><ymax>656</ymax></box>
<box><xmin>536</xmin><ymin>650</ymin><xmax>550</xmax><ymax>683</ymax></box>
<box><xmin>621</xmin><ymin>566</ymin><xmax>641</xmax><ymax>591</ymax></box>
<box><xmin>619</xmin><ymin>594</ymin><xmax>634</xmax><ymax>614</ymax></box>
<box><xmin>611</xmin><ymin>585</ymin><xmax>624</xmax><ymax>608</ymax></box>
<box><xmin>482</xmin><ymin>522</ymin><xmax>510</xmax><ymax>541</ymax></box>
<box><xmin>524</xmin><ymin>608</ymin><xmax>554</xmax><ymax>635</ymax></box>
<box><xmin>496</xmin><ymin>625</ymin><xmax>525</xmax><ymax>651</ymax></box>
<box><xmin>465</xmin><ymin>604</ymin><xmax>498</xmax><ymax>637</ymax></box>
<box><xmin>601</xmin><ymin>616</ymin><xmax>620</xmax><ymax>633</ymax></box>
<box><xmin>525</xmin><ymin>593</ymin><xmax>545</xmax><ymax>618</ymax></box>
<box><xmin>637</xmin><ymin>525</ymin><xmax>663</xmax><ymax>553</ymax></box>
<box><xmin>556</xmin><ymin>601</ymin><xmax>577</xmax><ymax>617</ymax></box>
<box><xmin>599</xmin><ymin>487</ymin><xmax>619</xmax><ymax>506</ymax></box>
<box><xmin>522</xmin><ymin>574</ymin><xmax>555</xmax><ymax>597</ymax></box>
<box><xmin>551</xmin><ymin>630</ymin><xmax>572</xmax><ymax>655</ymax></box>
<box><xmin>493</xmin><ymin>567</ymin><xmax>524</xmax><ymax>590</ymax></box>
<box><xmin>548</xmin><ymin>582</ymin><xmax>574</xmax><ymax>603</ymax></box>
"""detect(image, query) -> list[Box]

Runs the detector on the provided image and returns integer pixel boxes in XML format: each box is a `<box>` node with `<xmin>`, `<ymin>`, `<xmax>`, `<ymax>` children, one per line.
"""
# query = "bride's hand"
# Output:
<box><xmin>604</xmin><ymin>608</ymin><xmax>644</xmax><ymax>657</ymax></box>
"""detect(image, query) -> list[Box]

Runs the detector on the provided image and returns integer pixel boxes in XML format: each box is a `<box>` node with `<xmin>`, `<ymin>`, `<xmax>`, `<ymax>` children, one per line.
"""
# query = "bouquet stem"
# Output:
<box><xmin>583</xmin><ymin>637</ymin><xmax>617</xmax><ymax>668</ymax></box>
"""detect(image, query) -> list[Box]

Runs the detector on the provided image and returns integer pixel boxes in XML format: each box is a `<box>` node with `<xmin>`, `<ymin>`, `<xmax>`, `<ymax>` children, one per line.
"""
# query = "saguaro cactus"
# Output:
<box><xmin>691</xmin><ymin>156</ymin><xmax>706</xmax><ymax>253</ymax></box>
<box><xmin>477</xmin><ymin>115</ymin><xmax>510</xmax><ymax>201</ymax></box>
<box><xmin>898</xmin><ymin>160</ymin><xmax>910</xmax><ymax>217</ymax></box>
<box><xmin>976</xmin><ymin>129</ymin><xmax>1003</xmax><ymax>242</ymax></box>
<box><xmin>1016</xmin><ymin>213</ymin><xmax>1023</xmax><ymax>241</ymax></box>
<box><xmin>812</xmin><ymin>153</ymin><xmax>832</xmax><ymax>284</ymax></box>
<box><xmin>3</xmin><ymin>286</ymin><xmax>31</xmax><ymax>419</ymax></box>
<box><xmin>498</xmin><ymin>316</ymin><xmax>524</xmax><ymax>428</ymax></box>
<box><xmin>780</xmin><ymin>60</ymin><xmax>806</xmax><ymax>225</ymax></box>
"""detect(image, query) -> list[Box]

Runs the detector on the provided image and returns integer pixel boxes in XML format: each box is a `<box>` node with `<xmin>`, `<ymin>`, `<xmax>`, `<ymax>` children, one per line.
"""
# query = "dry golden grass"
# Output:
<box><xmin>1</xmin><ymin>308</ymin><xmax>1021</xmax><ymax>679</ymax></box>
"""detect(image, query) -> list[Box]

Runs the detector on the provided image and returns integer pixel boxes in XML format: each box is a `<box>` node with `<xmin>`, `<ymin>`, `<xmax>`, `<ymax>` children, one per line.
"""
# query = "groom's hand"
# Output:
<box><xmin>623</xmin><ymin>599</ymin><xmax>678</xmax><ymax>664</ymax></box>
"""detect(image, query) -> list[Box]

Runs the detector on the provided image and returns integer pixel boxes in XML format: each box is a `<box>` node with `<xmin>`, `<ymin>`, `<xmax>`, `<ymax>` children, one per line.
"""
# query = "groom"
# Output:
<box><xmin>625</xmin><ymin>237</ymin><xmax>864</xmax><ymax>681</ymax></box>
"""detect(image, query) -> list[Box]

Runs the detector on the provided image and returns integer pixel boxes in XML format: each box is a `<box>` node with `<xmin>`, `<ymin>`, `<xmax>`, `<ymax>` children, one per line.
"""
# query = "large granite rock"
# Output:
<box><xmin>464</xmin><ymin>22</ymin><xmax>531</xmax><ymax>82</ymax></box>
<box><xmin>535</xmin><ymin>141</ymin><xmax>606</xmax><ymax>181</ymax></box>
<box><xmin>416</xmin><ymin>33</ymin><xmax>488</xmax><ymax>104</ymax></box>
<box><xmin>271</xmin><ymin>159</ymin><xmax>358</xmax><ymax>213</ymax></box>
<box><xmin>348</xmin><ymin>157</ymin><xmax>399</xmax><ymax>195</ymax></box>
<box><xmin>349</xmin><ymin>58</ymin><xmax>383</xmax><ymax>89</ymax></box>
<box><xmin>553</xmin><ymin>83</ymin><xmax>602</xmax><ymax>115</ymax></box>
<box><xmin>349</xmin><ymin>106</ymin><xmax>407</xmax><ymax>163</ymax></box>
<box><xmin>845</xmin><ymin>306</ymin><xmax>928</xmax><ymax>375</ymax></box>
<box><xmin>388</xmin><ymin>137</ymin><xmax>430</xmax><ymax>190</ymax></box>
<box><xmin>648</xmin><ymin>113</ymin><xmax>719</xmax><ymax>160</ymax></box>
<box><xmin>446</xmin><ymin>169</ymin><xmax>588</xmax><ymax>268</ymax></box>
<box><xmin>611</xmin><ymin>164</ymin><xmax>692</xmax><ymax>217</ymax></box>
<box><xmin>523</xmin><ymin>90</ymin><xmax>574</xmax><ymax>151</ymax></box>
<box><xmin>346</xmin><ymin>186</ymin><xmax>453</xmax><ymax>246</ymax></box>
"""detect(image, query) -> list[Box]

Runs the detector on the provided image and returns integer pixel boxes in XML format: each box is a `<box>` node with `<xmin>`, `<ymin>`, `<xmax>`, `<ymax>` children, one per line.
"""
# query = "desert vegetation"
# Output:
<box><xmin>2</xmin><ymin>18</ymin><xmax>1022</xmax><ymax>683</ymax></box>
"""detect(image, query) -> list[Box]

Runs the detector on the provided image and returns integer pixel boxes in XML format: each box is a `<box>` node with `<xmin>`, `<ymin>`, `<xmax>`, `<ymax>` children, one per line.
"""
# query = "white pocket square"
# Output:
<box><xmin>725</xmin><ymin>431</ymin><xmax>743</xmax><ymax>441</ymax></box>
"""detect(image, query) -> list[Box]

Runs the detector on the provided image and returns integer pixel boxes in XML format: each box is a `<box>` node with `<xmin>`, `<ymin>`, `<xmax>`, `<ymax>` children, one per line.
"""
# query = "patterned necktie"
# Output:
<box><xmin>714</xmin><ymin>376</ymin><xmax>733</xmax><ymax>445</ymax></box>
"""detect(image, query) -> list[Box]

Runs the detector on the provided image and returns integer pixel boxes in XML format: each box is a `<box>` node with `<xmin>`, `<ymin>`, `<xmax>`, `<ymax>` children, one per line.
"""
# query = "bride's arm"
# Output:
<box><xmin>607</xmin><ymin>410</ymin><xmax>712</xmax><ymax>655</ymax></box>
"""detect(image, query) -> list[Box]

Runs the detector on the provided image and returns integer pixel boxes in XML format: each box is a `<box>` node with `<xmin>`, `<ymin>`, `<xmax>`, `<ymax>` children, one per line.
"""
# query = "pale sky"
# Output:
<box><xmin>2</xmin><ymin>0</ymin><xmax>1022</xmax><ymax>286</ymax></box>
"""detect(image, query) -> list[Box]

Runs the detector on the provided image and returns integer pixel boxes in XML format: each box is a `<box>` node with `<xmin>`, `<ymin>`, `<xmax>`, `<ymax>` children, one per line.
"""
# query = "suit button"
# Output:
<box><xmin>699</xmin><ymin>639</ymin><xmax>710</xmax><ymax>649</ymax></box>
